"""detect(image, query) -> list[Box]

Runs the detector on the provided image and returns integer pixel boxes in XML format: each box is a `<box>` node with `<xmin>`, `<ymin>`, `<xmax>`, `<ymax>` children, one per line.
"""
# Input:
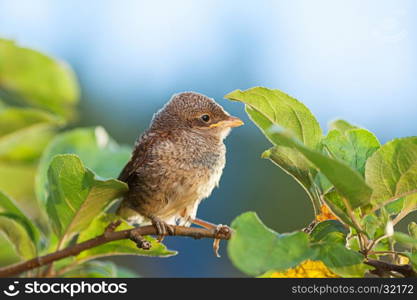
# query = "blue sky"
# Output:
<box><xmin>1</xmin><ymin>0</ymin><xmax>416</xmax><ymax>141</ymax></box>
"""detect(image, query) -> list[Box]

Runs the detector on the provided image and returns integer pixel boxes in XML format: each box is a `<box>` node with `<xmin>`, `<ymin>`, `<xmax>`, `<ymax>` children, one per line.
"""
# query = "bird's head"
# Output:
<box><xmin>151</xmin><ymin>92</ymin><xmax>243</xmax><ymax>140</ymax></box>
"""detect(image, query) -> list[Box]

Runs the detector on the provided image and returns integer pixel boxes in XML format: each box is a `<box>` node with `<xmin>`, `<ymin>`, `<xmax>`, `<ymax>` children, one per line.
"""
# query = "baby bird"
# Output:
<box><xmin>117</xmin><ymin>92</ymin><xmax>243</xmax><ymax>242</ymax></box>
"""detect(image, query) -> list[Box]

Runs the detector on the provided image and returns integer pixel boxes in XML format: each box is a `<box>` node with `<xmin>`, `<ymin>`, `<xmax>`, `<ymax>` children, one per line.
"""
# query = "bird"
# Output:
<box><xmin>116</xmin><ymin>91</ymin><xmax>243</xmax><ymax>245</ymax></box>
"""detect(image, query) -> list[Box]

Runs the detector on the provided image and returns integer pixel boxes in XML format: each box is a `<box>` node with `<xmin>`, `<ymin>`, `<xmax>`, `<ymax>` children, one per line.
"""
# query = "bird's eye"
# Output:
<box><xmin>201</xmin><ymin>114</ymin><xmax>210</xmax><ymax>122</ymax></box>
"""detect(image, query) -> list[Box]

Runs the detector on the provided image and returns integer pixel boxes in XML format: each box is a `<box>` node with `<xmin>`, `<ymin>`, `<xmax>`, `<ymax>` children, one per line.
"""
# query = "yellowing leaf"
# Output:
<box><xmin>261</xmin><ymin>260</ymin><xmax>339</xmax><ymax>278</ymax></box>
<box><xmin>316</xmin><ymin>204</ymin><xmax>338</xmax><ymax>222</ymax></box>
<box><xmin>399</xmin><ymin>256</ymin><xmax>410</xmax><ymax>265</ymax></box>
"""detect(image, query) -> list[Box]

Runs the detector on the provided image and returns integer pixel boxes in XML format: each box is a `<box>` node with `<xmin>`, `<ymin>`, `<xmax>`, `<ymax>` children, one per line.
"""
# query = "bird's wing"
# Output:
<box><xmin>118</xmin><ymin>131</ymin><xmax>162</xmax><ymax>183</ymax></box>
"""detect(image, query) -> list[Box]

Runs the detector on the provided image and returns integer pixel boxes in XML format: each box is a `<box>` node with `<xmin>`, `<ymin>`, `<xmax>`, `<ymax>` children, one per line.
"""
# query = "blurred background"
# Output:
<box><xmin>0</xmin><ymin>0</ymin><xmax>416</xmax><ymax>277</ymax></box>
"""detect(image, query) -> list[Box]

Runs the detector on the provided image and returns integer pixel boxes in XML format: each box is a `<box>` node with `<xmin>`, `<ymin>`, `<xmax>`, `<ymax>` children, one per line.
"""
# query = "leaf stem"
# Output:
<box><xmin>365</xmin><ymin>234</ymin><xmax>389</xmax><ymax>254</ymax></box>
<box><xmin>307</xmin><ymin>173</ymin><xmax>322</xmax><ymax>216</ymax></box>
<box><xmin>371</xmin><ymin>189</ymin><xmax>417</xmax><ymax>213</ymax></box>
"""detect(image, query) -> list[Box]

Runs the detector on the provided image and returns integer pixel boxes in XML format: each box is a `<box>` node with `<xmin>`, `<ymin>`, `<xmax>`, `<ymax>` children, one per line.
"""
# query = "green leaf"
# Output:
<box><xmin>76</xmin><ymin>213</ymin><xmax>176</xmax><ymax>261</ymax></box>
<box><xmin>328</xmin><ymin>119</ymin><xmax>358</xmax><ymax>134</ymax></box>
<box><xmin>116</xmin><ymin>266</ymin><xmax>140</xmax><ymax>278</ymax></box>
<box><xmin>0</xmin><ymin>107</ymin><xmax>61</xmax><ymax>162</ymax></box>
<box><xmin>396</xmin><ymin>162</ymin><xmax>417</xmax><ymax>215</ymax></box>
<box><xmin>0</xmin><ymin>191</ymin><xmax>40</xmax><ymax>243</ymax></box>
<box><xmin>62</xmin><ymin>261</ymin><xmax>141</xmax><ymax>278</ymax></box>
<box><xmin>0</xmin><ymin>214</ymin><xmax>36</xmax><ymax>259</ymax></box>
<box><xmin>394</xmin><ymin>232</ymin><xmax>417</xmax><ymax>248</ymax></box>
<box><xmin>0</xmin><ymin>107</ymin><xmax>61</xmax><ymax>137</ymax></box>
<box><xmin>262</xmin><ymin>146</ymin><xmax>315</xmax><ymax>196</ymax></box>
<box><xmin>322</xmin><ymin>191</ymin><xmax>355</xmax><ymax>227</ymax></box>
<box><xmin>228</xmin><ymin>212</ymin><xmax>365</xmax><ymax>277</ymax></box>
<box><xmin>0</xmin><ymin>234</ymin><xmax>21</xmax><ymax>266</ymax></box>
<box><xmin>36</xmin><ymin>127</ymin><xmax>131</xmax><ymax>206</ymax></box>
<box><xmin>46</xmin><ymin>154</ymin><xmax>128</xmax><ymax>244</ymax></box>
<box><xmin>409</xmin><ymin>222</ymin><xmax>417</xmax><ymax>239</ymax></box>
<box><xmin>0</xmin><ymin>162</ymin><xmax>44</xmax><ymax>222</ymax></box>
<box><xmin>249</xmin><ymin>103</ymin><xmax>320</xmax><ymax>208</ymax></box>
<box><xmin>409</xmin><ymin>222</ymin><xmax>417</xmax><ymax>251</ymax></box>
<box><xmin>312</xmin><ymin>243</ymin><xmax>363</xmax><ymax>268</ymax></box>
<box><xmin>226</xmin><ymin>88</ymin><xmax>372</xmax><ymax>208</ymax></box>
<box><xmin>227</xmin><ymin>212</ymin><xmax>314</xmax><ymax>276</ymax></box>
<box><xmin>322</xmin><ymin>129</ymin><xmax>380</xmax><ymax>176</ymax></box>
<box><xmin>309</xmin><ymin>219</ymin><xmax>364</xmax><ymax>277</ymax></box>
<box><xmin>385</xmin><ymin>198</ymin><xmax>405</xmax><ymax>215</ymax></box>
<box><xmin>312</xmin><ymin>243</ymin><xmax>364</xmax><ymax>276</ymax></box>
<box><xmin>406</xmin><ymin>252</ymin><xmax>417</xmax><ymax>271</ymax></box>
<box><xmin>226</xmin><ymin>88</ymin><xmax>325</xmax><ymax>209</ymax></box>
<box><xmin>365</xmin><ymin>137</ymin><xmax>417</xmax><ymax>208</ymax></box>
<box><xmin>361</xmin><ymin>214</ymin><xmax>383</xmax><ymax>240</ymax></box>
<box><xmin>264</xmin><ymin>129</ymin><xmax>372</xmax><ymax>209</ymax></box>
<box><xmin>314</xmin><ymin>172</ymin><xmax>333</xmax><ymax>194</ymax></box>
<box><xmin>225</xmin><ymin>87</ymin><xmax>323</xmax><ymax>148</ymax></box>
<box><xmin>310</xmin><ymin>220</ymin><xmax>348</xmax><ymax>244</ymax></box>
<box><xmin>61</xmin><ymin>260</ymin><xmax>118</xmax><ymax>278</ymax></box>
<box><xmin>229</xmin><ymin>88</ymin><xmax>372</xmax><ymax>208</ymax></box>
<box><xmin>0</xmin><ymin>39</ymin><xmax>79</xmax><ymax>119</ymax></box>
<box><xmin>244</xmin><ymin>101</ymin><xmax>319</xmax><ymax>196</ymax></box>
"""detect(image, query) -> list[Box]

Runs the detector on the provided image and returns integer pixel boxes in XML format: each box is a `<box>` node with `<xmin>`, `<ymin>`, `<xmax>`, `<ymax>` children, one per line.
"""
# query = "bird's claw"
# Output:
<box><xmin>212</xmin><ymin>224</ymin><xmax>231</xmax><ymax>258</ymax></box>
<box><xmin>214</xmin><ymin>224</ymin><xmax>231</xmax><ymax>238</ymax></box>
<box><xmin>151</xmin><ymin>218</ymin><xmax>174</xmax><ymax>242</ymax></box>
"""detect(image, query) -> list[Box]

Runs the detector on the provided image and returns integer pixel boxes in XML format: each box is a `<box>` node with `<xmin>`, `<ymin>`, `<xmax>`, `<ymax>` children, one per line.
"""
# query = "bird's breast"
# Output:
<box><xmin>176</xmin><ymin>144</ymin><xmax>226</xmax><ymax>199</ymax></box>
<box><xmin>163</xmin><ymin>142</ymin><xmax>226</xmax><ymax>212</ymax></box>
<box><xmin>196</xmin><ymin>156</ymin><xmax>225</xmax><ymax>199</ymax></box>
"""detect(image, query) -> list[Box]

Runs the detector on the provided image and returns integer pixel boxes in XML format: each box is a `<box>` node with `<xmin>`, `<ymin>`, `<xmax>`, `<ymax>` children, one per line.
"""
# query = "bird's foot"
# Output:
<box><xmin>189</xmin><ymin>218</ymin><xmax>233</xmax><ymax>258</ymax></box>
<box><xmin>214</xmin><ymin>224</ymin><xmax>232</xmax><ymax>239</ymax></box>
<box><xmin>150</xmin><ymin>216</ymin><xmax>174</xmax><ymax>242</ymax></box>
<box><xmin>212</xmin><ymin>224</ymin><xmax>232</xmax><ymax>258</ymax></box>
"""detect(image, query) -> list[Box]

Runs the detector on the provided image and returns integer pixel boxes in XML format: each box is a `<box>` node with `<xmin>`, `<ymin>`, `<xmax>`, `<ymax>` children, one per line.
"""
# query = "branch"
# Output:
<box><xmin>0</xmin><ymin>224</ymin><xmax>232</xmax><ymax>278</ymax></box>
<box><xmin>365</xmin><ymin>259</ymin><xmax>417</xmax><ymax>278</ymax></box>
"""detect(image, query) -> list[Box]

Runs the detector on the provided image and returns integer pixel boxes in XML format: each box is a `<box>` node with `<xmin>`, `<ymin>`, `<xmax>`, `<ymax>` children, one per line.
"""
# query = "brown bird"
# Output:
<box><xmin>117</xmin><ymin>91</ymin><xmax>243</xmax><ymax>247</ymax></box>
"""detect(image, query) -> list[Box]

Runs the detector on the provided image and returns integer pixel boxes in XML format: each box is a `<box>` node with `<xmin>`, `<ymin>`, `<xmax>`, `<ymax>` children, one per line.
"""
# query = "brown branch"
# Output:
<box><xmin>365</xmin><ymin>259</ymin><xmax>417</xmax><ymax>278</ymax></box>
<box><xmin>0</xmin><ymin>224</ymin><xmax>232</xmax><ymax>278</ymax></box>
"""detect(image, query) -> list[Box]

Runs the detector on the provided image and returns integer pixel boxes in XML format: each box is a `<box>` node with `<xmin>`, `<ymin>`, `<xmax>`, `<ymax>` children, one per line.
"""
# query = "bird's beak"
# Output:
<box><xmin>209</xmin><ymin>116</ymin><xmax>244</xmax><ymax>128</ymax></box>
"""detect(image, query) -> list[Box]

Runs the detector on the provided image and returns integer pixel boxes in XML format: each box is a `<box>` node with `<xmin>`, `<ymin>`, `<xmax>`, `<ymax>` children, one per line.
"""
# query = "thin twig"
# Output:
<box><xmin>339</xmin><ymin>196</ymin><xmax>368</xmax><ymax>251</ymax></box>
<box><xmin>0</xmin><ymin>224</ymin><xmax>232</xmax><ymax>278</ymax></box>
<box><xmin>392</xmin><ymin>209</ymin><xmax>410</xmax><ymax>226</ymax></box>
<box><xmin>366</xmin><ymin>234</ymin><xmax>389</xmax><ymax>254</ymax></box>
<box><xmin>342</xmin><ymin>198</ymin><xmax>362</xmax><ymax>231</ymax></box>
<box><xmin>371</xmin><ymin>189</ymin><xmax>417</xmax><ymax>213</ymax></box>
<box><xmin>365</xmin><ymin>259</ymin><xmax>417</xmax><ymax>278</ymax></box>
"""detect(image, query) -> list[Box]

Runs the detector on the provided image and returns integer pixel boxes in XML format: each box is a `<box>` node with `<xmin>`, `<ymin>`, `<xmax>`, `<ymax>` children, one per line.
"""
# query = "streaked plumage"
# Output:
<box><xmin>117</xmin><ymin>92</ymin><xmax>243</xmax><ymax>235</ymax></box>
